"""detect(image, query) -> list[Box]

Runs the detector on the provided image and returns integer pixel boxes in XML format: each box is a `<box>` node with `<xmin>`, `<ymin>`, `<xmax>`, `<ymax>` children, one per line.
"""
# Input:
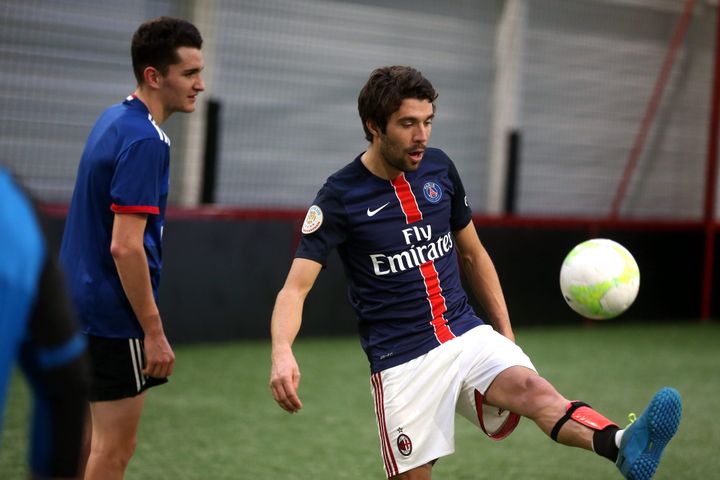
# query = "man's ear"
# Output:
<box><xmin>143</xmin><ymin>66</ymin><xmax>162</xmax><ymax>89</ymax></box>
<box><xmin>366</xmin><ymin>119</ymin><xmax>381</xmax><ymax>139</ymax></box>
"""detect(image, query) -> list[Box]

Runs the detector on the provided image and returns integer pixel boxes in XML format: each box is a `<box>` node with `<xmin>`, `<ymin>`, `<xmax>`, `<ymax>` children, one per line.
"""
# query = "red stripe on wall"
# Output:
<box><xmin>391</xmin><ymin>174</ymin><xmax>422</xmax><ymax>224</ymax></box>
<box><xmin>40</xmin><ymin>203</ymin><xmax>709</xmax><ymax>232</ymax></box>
<box><xmin>372</xmin><ymin>372</ymin><xmax>398</xmax><ymax>477</ymax></box>
<box><xmin>419</xmin><ymin>260</ymin><xmax>455</xmax><ymax>344</ymax></box>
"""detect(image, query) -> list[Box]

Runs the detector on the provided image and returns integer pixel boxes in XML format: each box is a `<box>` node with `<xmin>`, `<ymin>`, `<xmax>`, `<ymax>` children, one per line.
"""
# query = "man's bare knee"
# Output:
<box><xmin>88</xmin><ymin>437</ymin><xmax>136</xmax><ymax>472</ymax></box>
<box><xmin>93</xmin><ymin>431</ymin><xmax>137</xmax><ymax>458</ymax></box>
<box><xmin>523</xmin><ymin>375</ymin><xmax>566</xmax><ymax>410</ymax></box>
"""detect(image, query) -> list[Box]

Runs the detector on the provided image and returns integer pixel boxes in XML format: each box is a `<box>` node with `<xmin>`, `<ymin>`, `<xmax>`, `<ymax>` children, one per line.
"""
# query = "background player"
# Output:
<box><xmin>269</xmin><ymin>66</ymin><xmax>682</xmax><ymax>479</ymax></box>
<box><xmin>1</xmin><ymin>166</ymin><xmax>88</xmax><ymax>479</ymax></box>
<box><xmin>59</xmin><ymin>17</ymin><xmax>204</xmax><ymax>479</ymax></box>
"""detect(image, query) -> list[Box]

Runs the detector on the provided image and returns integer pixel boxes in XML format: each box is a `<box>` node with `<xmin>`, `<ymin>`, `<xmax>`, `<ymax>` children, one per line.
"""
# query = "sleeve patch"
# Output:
<box><xmin>301</xmin><ymin>205</ymin><xmax>323</xmax><ymax>234</ymax></box>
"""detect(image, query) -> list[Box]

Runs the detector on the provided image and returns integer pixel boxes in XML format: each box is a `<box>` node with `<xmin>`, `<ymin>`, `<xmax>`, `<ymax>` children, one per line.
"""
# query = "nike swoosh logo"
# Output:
<box><xmin>367</xmin><ymin>202</ymin><xmax>390</xmax><ymax>217</ymax></box>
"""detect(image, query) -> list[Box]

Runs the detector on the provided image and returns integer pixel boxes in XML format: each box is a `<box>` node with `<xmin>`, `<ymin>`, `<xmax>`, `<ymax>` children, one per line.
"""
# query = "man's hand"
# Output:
<box><xmin>270</xmin><ymin>348</ymin><xmax>303</xmax><ymax>413</ymax></box>
<box><xmin>143</xmin><ymin>330</ymin><xmax>175</xmax><ymax>378</ymax></box>
<box><xmin>268</xmin><ymin>259</ymin><xmax>321</xmax><ymax>414</ymax></box>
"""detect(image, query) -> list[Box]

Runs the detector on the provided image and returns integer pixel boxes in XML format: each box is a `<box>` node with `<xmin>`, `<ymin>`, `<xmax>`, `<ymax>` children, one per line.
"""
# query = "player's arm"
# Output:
<box><xmin>270</xmin><ymin>257</ymin><xmax>322</xmax><ymax>414</ymax></box>
<box><xmin>110</xmin><ymin>212</ymin><xmax>174</xmax><ymax>377</ymax></box>
<box><xmin>453</xmin><ymin>221</ymin><xmax>515</xmax><ymax>342</ymax></box>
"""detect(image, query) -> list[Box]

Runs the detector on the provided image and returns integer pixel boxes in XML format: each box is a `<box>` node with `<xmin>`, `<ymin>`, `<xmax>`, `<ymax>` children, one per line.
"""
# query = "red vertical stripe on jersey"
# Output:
<box><xmin>419</xmin><ymin>260</ymin><xmax>455</xmax><ymax>344</ymax></box>
<box><xmin>372</xmin><ymin>372</ymin><xmax>398</xmax><ymax>477</ymax></box>
<box><xmin>391</xmin><ymin>174</ymin><xmax>423</xmax><ymax>224</ymax></box>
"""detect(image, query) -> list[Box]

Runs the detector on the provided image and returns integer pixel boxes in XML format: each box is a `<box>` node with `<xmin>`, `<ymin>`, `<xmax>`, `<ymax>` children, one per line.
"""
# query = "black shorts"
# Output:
<box><xmin>86</xmin><ymin>335</ymin><xmax>168</xmax><ymax>402</ymax></box>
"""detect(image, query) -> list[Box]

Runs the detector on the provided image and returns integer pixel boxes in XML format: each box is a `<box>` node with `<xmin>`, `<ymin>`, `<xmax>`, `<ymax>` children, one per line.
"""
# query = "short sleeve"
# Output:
<box><xmin>448</xmin><ymin>158</ymin><xmax>473</xmax><ymax>231</ymax></box>
<box><xmin>295</xmin><ymin>185</ymin><xmax>348</xmax><ymax>266</ymax></box>
<box><xmin>110</xmin><ymin>138</ymin><xmax>168</xmax><ymax>214</ymax></box>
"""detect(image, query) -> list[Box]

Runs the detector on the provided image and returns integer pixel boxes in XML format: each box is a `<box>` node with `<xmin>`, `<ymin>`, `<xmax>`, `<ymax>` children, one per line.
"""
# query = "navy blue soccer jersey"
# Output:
<box><xmin>296</xmin><ymin>148</ymin><xmax>485</xmax><ymax>372</ymax></box>
<box><xmin>60</xmin><ymin>96</ymin><xmax>171</xmax><ymax>338</ymax></box>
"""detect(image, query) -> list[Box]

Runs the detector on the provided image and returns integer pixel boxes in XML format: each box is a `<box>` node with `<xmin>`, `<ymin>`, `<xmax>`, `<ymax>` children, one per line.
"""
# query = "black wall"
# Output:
<box><xmin>44</xmin><ymin>216</ymin><xmax>716</xmax><ymax>344</ymax></box>
<box><xmin>475</xmin><ymin>227</ymin><xmax>706</xmax><ymax>325</ymax></box>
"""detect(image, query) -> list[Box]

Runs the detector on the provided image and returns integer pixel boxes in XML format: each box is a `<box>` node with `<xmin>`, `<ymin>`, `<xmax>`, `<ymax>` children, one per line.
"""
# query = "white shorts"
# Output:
<box><xmin>370</xmin><ymin>325</ymin><xmax>536</xmax><ymax>478</ymax></box>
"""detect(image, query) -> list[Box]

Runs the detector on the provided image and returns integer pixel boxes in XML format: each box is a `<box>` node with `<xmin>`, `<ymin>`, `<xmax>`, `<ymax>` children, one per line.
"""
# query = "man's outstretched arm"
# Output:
<box><xmin>269</xmin><ymin>258</ymin><xmax>322</xmax><ymax>414</ymax></box>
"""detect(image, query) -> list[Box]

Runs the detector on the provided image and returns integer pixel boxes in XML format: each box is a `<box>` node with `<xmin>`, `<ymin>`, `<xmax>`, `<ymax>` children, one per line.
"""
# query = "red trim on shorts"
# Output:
<box><xmin>372</xmin><ymin>372</ymin><xmax>398</xmax><ymax>478</ymax></box>
<box><xmin>419</xmin><ymin>260</ymin><xmax>455</xmax><ymax>344</ymax></box>
<box><xmin>391</xmin><ymin>174</ymin><xmax>422</xmax><ymax>224</ymax></box>
<box><xmin>111</xmin><ymin>203</ymin><xmax>160</xmax><ymax>215</ymax></box>
<box><xmin>474</xmin><ymin>390</ymin><xmax>521</xmax><ymax>441</ymax></box>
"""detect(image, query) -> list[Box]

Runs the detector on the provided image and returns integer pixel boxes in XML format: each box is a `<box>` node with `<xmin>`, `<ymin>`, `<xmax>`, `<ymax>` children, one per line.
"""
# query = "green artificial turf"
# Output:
<box><xmin>2</xmin><ymin>321</ymin><xmax>718</xmax><ymax>479</ymax></box>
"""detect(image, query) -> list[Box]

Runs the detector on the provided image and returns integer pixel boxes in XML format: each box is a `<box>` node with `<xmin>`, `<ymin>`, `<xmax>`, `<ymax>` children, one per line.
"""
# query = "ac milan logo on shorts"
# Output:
<box><xmin>397</xmin><ymin>433</ymin><xmax>413</xmax><ymax>456</ymax></box>
<box><xmin>423</xmin><ymin>181</ymin><xmax>442</xmax><ymax>204</ymax></box>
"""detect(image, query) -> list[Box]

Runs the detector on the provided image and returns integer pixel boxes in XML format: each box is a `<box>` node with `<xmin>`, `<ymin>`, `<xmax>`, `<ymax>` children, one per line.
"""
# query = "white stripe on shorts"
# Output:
<box><xmin>136</xmin><ymin>339</ymin><xmax>147</xmax><ymax>387</ymax></box>
<box><xmin>128</xmin><ymin>339</ymin><xmax>147</xmax><ymax>392</ymax></box>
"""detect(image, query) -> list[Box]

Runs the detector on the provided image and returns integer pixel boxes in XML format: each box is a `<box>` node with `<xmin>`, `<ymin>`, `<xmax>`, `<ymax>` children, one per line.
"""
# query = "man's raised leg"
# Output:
<box><xmin>484</xmin><ymin>367</ymin><xmax>681</xmax><ymax>479</ymax></box>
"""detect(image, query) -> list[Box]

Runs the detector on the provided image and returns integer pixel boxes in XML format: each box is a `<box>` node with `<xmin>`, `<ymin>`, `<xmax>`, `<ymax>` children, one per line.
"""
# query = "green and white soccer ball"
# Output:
<box><xmin>559</xmin><ymin>238</ymin><xmax>640</xmax><ymax>320</ymax></box>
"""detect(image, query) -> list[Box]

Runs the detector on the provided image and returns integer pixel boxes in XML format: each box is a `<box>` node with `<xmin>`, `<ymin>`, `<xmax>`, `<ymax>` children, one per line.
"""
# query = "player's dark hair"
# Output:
<box><xmin>358</xmin><ymin>66</ymin><xmax>438</xmax><ymax>142</ymax></box>
<box><xmin>131</xmin><ymin>16</ymin><xmax>203</xmax><ymax>85</ymax></box>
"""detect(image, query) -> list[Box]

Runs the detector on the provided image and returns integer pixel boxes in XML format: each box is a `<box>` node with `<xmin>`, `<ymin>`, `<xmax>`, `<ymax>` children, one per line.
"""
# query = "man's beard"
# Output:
<box><xmin>379</xmin><ymin>137</ymin><xmax>424</xmax><ymax>173</ymax></box>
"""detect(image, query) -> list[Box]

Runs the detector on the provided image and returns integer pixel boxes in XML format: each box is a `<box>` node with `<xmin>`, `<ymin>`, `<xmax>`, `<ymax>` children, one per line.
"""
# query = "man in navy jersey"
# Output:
<box><xmin>1</xmin><ymin>167</ymin><xmax>88</xmax><ymax>479</ymax></box>
<box><xmin>270</xmin><ymin>66</ymin><xmax>681</xmax><ymax>479</ymax></box>
<box><xmin>60</xmin><ymin>17</ymin><xmax>204</xmax><ymax>479</ymax></box>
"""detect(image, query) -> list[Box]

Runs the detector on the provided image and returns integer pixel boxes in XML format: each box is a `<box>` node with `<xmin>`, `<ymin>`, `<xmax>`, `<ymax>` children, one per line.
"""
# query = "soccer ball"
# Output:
<box><xmin>559</xmin><ymin>238</ymin><xmax>640</xmax><ymax>320</ymax></box>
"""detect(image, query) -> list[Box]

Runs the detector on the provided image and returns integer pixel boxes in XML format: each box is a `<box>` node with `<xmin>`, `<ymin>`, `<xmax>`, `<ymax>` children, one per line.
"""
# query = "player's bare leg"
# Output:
<box><xmin>84</xmin><ymin>393</ymin><xmax>146</xmax><ymax>480</ymax></box>
<box><xmin>391</xmin><ymin>461</ymin><xmax>433</xmax><ymax>480</ymax></box>
<box><xmin>485</xmin><ymin>366</ymin><xmax>682</xmax><ymax>479</ymax></box>
<box><xmin>77</xmin><ymin>405</ymin><xmax>92</xmax><ymax>479</ymax></box>
<box><xmin>484</xmin><ymin>366</ymin><xmax>601</xmax><ymax>450</ymax></box>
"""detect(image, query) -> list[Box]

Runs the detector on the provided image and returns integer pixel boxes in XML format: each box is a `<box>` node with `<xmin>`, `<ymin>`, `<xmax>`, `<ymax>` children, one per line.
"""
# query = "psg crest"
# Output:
<box><xmin>423</xmin><ymin>181</ymin><xmax>442</xmax><ymax>204</ymax></box>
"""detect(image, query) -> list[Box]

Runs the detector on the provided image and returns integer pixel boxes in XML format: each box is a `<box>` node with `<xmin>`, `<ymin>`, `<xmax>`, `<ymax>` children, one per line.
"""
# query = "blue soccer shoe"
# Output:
<box><xmin>616</xmin><ymin>387</ymin><xmax>682</xmax><ymax>479</ymax></box>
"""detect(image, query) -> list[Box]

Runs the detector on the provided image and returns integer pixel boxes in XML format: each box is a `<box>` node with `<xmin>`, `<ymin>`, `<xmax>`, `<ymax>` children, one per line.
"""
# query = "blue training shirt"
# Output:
<box><xmin>0</xmin><ymin>168</ymin><xmax>46</xmax><ymax>426</ymax></box>
<box><xmin>1</xmin><ymin>168</ymin><xmax>86</xmax><ymax>474</ymax></box>
<box><xmin>296</xmin><ymin>148</ymin><xmax>484</xmax><ymax>373</ymax></box>
<box><xmin>60</xmin><ymin>96</ymin><xmax>171</xmax><ymax>338</ymax></box>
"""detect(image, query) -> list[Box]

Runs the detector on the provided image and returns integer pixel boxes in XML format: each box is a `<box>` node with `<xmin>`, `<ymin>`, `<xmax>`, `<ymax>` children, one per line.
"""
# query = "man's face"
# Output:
<box><xmin>158</xmin><ymin>46</ymin><xmax>205</xmax><ymax>114</ymax></box>
<box><xmin>376</xmin><ymin>98</ymin><xmax>434</xmax><ymax>174</ymax></box>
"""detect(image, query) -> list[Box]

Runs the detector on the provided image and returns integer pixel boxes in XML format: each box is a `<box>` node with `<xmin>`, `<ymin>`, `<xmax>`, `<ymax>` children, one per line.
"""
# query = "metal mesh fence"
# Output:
<box><xmin>0</xmin><ymin>0</ymin><xmax>716</xmax><ymax>219</ymax></box>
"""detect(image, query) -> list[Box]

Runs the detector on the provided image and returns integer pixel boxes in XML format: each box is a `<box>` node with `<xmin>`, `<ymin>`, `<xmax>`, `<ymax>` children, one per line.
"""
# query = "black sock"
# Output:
<box><xmin>593</xmin><ymin>425</ymin><xmax>620</xmax><ymax>462</ymax></box>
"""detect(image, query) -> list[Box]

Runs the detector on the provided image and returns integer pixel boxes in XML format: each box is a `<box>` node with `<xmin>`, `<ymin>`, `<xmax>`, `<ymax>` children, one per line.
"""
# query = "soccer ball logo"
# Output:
<box><xmin>559</xmin><ymin>238</ymin><xmax>640</xmax><ymax>320</ymax></box>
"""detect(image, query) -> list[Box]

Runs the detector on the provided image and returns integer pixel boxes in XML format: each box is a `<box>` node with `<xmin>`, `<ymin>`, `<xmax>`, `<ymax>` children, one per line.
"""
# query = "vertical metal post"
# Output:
<box><xmin>504</xmin><ymin>130</ymin><xmax>521</xmax><ymax>215</ymax></box>
<box><xmin>201</xmin><ymin>99</ymin><xmax>221</xmax><ymax>205</ymax></box>
<box><xmin>701</xmin><ymin>4</ymin><xmax>720</xmax><ymax>320</ymax></box>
